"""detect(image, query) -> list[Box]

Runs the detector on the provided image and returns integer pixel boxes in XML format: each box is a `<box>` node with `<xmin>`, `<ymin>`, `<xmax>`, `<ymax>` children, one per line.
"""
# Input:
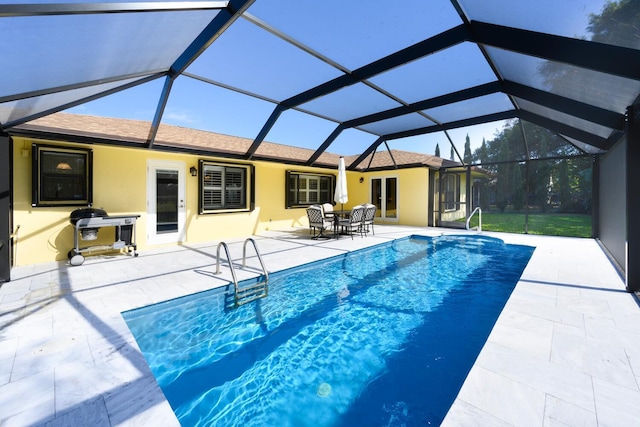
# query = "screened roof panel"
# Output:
<box><xmin>386</xmin><ymin>134</ymin><xmax>441</xmax><ymax>156</ymax></box>
<box><xmin>185</xmin><ymin>17</ymin><xmax>343</xmax><ymax>102</ymax></box>
<box><xmin>522</xmin><ymin>122</ymin><xmax>585</xmax><ymax>159</ymax></box>
<box><xmin>264</xmin><ymin>109</ymin><xmax>347</xmax><ymax>152</ymax></box>
<box><xmin>368</xmin><ymin>42</ymin><xmax>498</xmax><ymax>104</ymax></box>
<box><xmin>461</xmin><ymin>1</ymin><xmax>633</xmax><ymax>47</ymax></box>
<box><xmin>1</xmin><ymin>0</ymin><xmax>637</xmax><ymax>164</ymax></box>
<box><xmin>298</xmin><ymin>83</ymin><xmax>403</xmax><ymax>123</ymax></box>
<box><xmin>561</xmin><ymin>135</ymin><xmax>606</xmax><ymax>155</ymax></box>
<box><xmin>423</xmin><ymin>93</ymin><xmax>514</xmax><ymax>123</ymax></box>
<box><xmin>1</xmin><ymin>76</ymin><xmax>152</xmax><ymax>126</ymax></box>
<box><xmin>330</xmin><ymin>128</ymin><xmax>379</xmax><ymax>157</ymax></box>
<box><xmin>357</xmin><ymin>113</ymin><xmax>436</xmax><ymax>136</ymax></box>
<box><xmin>515</xmin><ymin>98</ymin><xmax>614</xmax><ymax>139</ymax></box>
<box><xmin>485</xmin><ymin>47</ymin><xmax>640</xmax><ymax>115</ymax></box>
<box><xmin>161</xmin><ymin>76</ymin><xmax>278</xmax><ymax>139</ymax></box>
<box><xmin>66</xmin><ymin>77</ymin><xmax>165</xmax><ymax>121</ymax></box>
<box><xmin>0</xmin><ymin>10</ymin><xmax>218</xmax><ymax>98</ymax></box>
<box><xmin>247</xmin><ymin>0</ymin><xmax>463</xmax><ymax>70</ymax></box>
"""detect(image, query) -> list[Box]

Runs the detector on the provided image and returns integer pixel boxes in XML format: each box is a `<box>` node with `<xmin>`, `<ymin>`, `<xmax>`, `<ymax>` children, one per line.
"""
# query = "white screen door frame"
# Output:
<box><xmin>147</xmin><ymin>160</ymin><xmax>186</xmax><ymax>245</ymax></box>
<box><xmin>371</xmin><ymin>176</ymin><xmax>398</xmax><ymax>221</ymax></box>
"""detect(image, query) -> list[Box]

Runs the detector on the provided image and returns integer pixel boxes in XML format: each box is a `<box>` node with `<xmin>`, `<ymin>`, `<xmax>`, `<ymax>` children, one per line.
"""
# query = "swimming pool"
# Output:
<box><xmin>123</xmin><ymin>234</ymin><xmax>534</xmax><ymax>426</ymax></box>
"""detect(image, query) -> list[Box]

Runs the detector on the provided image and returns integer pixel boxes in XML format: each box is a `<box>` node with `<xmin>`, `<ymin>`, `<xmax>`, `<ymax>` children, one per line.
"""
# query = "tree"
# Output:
<box><xmin>463</xmin><ymin>134</ymin><xmax>472</xmax><ymax>164</ymax></box>
<box><xmin>588</xmin><ymin>0</ymin><xmax>640</xmax><ymax>49</ymax></box>
<box><xmin>512</xmin><ymin>164</ymin><xmax>525</xmax><ymax>212</ymax></box>
<box><xmin>532</xmin><ymin>139</ymin><xmax>551</xmax><ymax>212</ymax></box>
<box><xmin>478</xmin><ymin>138</ymin><xmax>488</xmax><ymax>165</ymax></box>
<box><xmin>435</xmin><ymin>143</ymin><xmax>440</xmax><ymax>157</ymax></box>
<box><xmin>470</xmin><ymin>119</ymin><xmax>592</xmax><ymax>216</ymax></box>
<box><xmin>494</xmin><ymin>136</ymin><xmax>513</xmax><ymax>212</ymax></box>
<box><xmin>450</xmin><ymin>145</ymin><xmax>454</xmax><ymax>161</ymax></box>
<box><xmin>539</xmin><ymin>1</ymin><xmax>640</xmax><ymax>109</ymax></box>
<box><xmin>557</xmin><ymin>159</ymin><xmax>570</xmax><ymax>211</ymax></box>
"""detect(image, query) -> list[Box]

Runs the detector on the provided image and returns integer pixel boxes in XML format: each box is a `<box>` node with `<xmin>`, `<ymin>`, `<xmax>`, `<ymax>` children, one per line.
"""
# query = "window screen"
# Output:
<box><xmin>32</xmin><ymin>144</ymin><xmax>92</xmax><ymax>207</ymax></box>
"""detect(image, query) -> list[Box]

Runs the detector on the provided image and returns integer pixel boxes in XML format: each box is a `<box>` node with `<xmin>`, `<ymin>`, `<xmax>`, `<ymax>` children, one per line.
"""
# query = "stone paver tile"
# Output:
<box><xmin>543</xmin><ymin>394</ymin><xmax>597</xmax><ymax>427</ymax></box>
<box><xmin>442</xmin><ymin>399</ymin><xmax>513</xmax><ymax>427</ymax></box>
<box><xmin>0</xmin><ymin>369</ymin><xmax>55</xmax><ymax>421</ymax></box>
<box><xmin>593</xmin><ymin>378</ymin><xmax>640</xmax><ymax>427</ymax></box>
<box><xmin>477</xmin><ymin>342</ymin><xmax>595</xmax><ymax>412</ymax></box>
<box><xmin>104</xmin><ymin>374</ymin><xmax>180</xmax><ymax>427</ymax></box>
<box><xmin>45</xmin><ymin>396</ymin><xmax>110</xmax><ymax>427</ymax></box>
<box><xmin>454</xmin><ymin>366</ymin><xmax>545</xmax><ymax>426</ymax></box>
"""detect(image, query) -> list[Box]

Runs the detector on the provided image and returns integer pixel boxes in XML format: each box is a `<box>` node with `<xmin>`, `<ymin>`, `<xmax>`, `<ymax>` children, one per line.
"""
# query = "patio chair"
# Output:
<box><xmin>307</xmin><ymin>205</ymin><xmax>333</xmax><ymax>239</ymax></box>
<box><xmin>337</xmin><ymin>205</ymin><xmax>365</xmax><ymax>239</ymax></box>
<box><xmin>307</xmin><ymin>204</ymin><xmax>327</xmax><ymax>234</ymax></box>
<box><xmin>322</xmin><ymin>203</ymin><xmax>334</xmax><ymax>220</ymax></box>
<box><xmin>362</xmin><ymin>203</ymin><xmax>377</xmax><ymax>236</ymax></box>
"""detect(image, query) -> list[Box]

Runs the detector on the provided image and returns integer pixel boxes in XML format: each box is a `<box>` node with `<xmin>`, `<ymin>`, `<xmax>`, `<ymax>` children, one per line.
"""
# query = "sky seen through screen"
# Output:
<box><xmin>68</xmin><ymin>77</ymin><xmax>507</xmax><ymax>159</ymax></box>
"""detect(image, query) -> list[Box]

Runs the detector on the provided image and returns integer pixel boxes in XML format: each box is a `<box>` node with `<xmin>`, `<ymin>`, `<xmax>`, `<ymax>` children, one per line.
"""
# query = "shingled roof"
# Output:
<box><xmin>11</xmin><ymin>113</ymin><xmax>461</xmax><ymax>171</ymax></box>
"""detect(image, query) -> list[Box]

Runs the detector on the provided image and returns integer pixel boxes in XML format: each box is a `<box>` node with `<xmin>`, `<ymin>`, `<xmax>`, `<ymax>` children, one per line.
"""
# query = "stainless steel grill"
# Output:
<box><xmin>68</xmin><ymin>207</ymin><xmax>140</xmax><ymax>266</ymax></box>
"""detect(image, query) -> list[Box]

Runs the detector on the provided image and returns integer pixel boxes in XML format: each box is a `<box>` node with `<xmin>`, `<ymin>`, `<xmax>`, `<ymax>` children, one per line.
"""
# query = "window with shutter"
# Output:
<box><xmin>199</xmin><ymin>162</ymin><xmax>252</xmax><ymax>213</ymax></box>
<box><xmin>285</xmin><ymin>172</ymin><xmax>336</xmax><ymax>208</ymax></box>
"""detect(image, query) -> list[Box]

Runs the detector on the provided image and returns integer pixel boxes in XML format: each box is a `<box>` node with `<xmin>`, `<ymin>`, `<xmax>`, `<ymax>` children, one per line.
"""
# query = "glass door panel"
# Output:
<box><xmin>370</xmin><ymin>177</ymin><xmax>397</xmax><ymax>220</ymax></box>
<box><xmin>371</xmin><ymin>178</ymin><xmax>382</xmax><ymax>218</ymax></box>
<box><xmin>147</xmin><ymin>160</ymin><xmax>186</xmax><ymax>245</ymax></box>
<box><xmin>385</xmin><ymin>177</ymin><xmax>397</xmax><ymax>218</ymax></box>
<box><xmin>156</xmin><ymin>169</ymin><xmax>178</xmax><ymax>233</ymax></box>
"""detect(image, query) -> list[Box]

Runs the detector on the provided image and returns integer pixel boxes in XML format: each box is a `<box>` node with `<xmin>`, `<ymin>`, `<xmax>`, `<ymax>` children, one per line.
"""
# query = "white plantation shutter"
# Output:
<box><xmin>201</xmin><ymin>164</ymin><xmax>248</xmax><ymax>212</ymax></box>
<box><xmin>203</xmin><ymin>166</ymin><xmax>223</xmax><ymax>209</ymax></box>
<box><xmin>225</xmin><ymin>167</ymin><xmax>244</xmax><ymax>207</ymax></box>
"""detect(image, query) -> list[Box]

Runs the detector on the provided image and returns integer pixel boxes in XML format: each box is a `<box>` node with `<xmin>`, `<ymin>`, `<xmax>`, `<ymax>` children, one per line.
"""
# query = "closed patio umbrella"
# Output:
<box><xmin>334</xmin><ymin>156</ymin><xmax>348</xmax><ymax>211</ymax></box>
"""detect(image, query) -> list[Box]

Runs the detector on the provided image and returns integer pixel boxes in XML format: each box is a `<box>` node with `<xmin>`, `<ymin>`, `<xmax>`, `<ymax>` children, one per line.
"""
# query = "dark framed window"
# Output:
<box><xmin>199</xmin><ymin>160</ymin><xmax>253</xmax><ymax>214</ymax></box>
<box><xmin>443</xmin><ymin>174</ymin><xmax>460</xmax><ymax>211</ymax></box>
<box><xmin>286</xmin><ymin>171</ymin><xmax>335</xmax><ymax>208</ymax></box>
<box><xmin>32</xmin><ymin>144</ymin><xmax>92</xmax><ymax>207</ymax></box>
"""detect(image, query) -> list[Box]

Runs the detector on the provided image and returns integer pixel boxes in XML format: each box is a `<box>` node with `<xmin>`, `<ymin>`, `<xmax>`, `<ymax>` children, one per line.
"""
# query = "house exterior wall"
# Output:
<box><xmin>392</xmin><ymin>168</ymin><xmax>429</xmax><ymax>226</ymax></box>
<box><xmin>12</xmin><ymin>137</ymin><xmax>320</xmax><ymax>265</ymax></box>
<box><xmin>439</xmin><ymin>172</ymin><xmax>468</xmax><ymax>223</ymax></box>
<box><xmin>346</xmin><ymin>168</ymin><xmax>429</xmax><ymax>226</ymax></box>
<box><xmin>11</xmin><ymin>136</ymin><xmax>435</xmax><ymax>266</ymax></box>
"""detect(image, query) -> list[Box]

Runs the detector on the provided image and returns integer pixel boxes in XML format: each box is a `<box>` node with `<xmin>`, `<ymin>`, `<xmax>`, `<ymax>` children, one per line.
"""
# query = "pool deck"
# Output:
<box><xmin>1</xmin><ymin>226</ymin><xmax>638</xmax><ymax>426</ymax></box>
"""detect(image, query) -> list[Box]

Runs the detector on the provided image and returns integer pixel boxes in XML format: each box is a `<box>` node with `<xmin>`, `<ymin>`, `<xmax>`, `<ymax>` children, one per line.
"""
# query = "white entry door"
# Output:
<box><xmin>147</xmin><ymin>160</ymin><xmax>186</xmax><ymax>245</ymax></box>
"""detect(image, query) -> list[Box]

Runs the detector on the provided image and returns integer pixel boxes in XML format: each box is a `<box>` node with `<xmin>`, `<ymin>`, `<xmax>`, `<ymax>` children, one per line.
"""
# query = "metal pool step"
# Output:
<box><xmin>216</xmin><ymin>238</ymin><xmax>269</xmax><ymax>308</ymax></box>
<box><xmin>234</xmin><ymin>280</ymin><xmax>268</xmax><ymax>307</ymax></box>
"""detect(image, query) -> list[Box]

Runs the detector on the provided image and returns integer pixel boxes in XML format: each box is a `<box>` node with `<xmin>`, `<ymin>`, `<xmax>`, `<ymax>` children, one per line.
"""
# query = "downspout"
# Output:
<box><xmin>520</xmin><ymin>120</ymin><xmax>531</xmax><ymax>234</ymax></box>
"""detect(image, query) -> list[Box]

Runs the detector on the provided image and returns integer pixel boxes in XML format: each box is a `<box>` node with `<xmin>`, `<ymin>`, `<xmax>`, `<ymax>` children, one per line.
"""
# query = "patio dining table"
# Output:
<box><xmin>331</xmin><ymin>210</ymin><xmax>352</xmax><ymax>238</ymax></box>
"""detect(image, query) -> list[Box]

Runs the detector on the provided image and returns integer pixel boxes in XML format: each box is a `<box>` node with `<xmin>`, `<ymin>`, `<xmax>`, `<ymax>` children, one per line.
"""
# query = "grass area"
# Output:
<box><xmin>463</xmin><ymin>212</ymin><xmax>592</xmax><ymax>238</ymax></box>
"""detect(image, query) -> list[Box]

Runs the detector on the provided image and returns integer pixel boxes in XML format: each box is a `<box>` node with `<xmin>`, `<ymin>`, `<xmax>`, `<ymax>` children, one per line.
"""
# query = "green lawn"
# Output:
<box><xmin>463</xmin><ymin>212</ymin><xmax>592</xmax><ymax>238</ymax></box>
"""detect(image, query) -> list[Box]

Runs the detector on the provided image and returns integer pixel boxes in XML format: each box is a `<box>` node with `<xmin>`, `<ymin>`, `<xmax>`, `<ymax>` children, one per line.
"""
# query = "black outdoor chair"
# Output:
<box><xmin>337</xmin><ymin>205</ymin><xmax>365</xmax><ymax>239</ymax></box>
<box><xmin>362</xmin><ymin>203</ymin><xmax>377</xmax><ymax>236</ymax></box>
<box><xmin>307</xmin><ymin>205</ymin><xmax>333</xmax><ymax>239</ymax></box>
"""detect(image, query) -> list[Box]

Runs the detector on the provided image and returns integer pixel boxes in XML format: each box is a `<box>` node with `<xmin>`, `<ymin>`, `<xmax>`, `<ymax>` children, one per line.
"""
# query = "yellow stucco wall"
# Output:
<box><xmin>360</xmin><ymin>169</ymin><xmax>430</xmax><ymax>226</ymax></box>
<box><xmin>11</xmin><ymin>137</ymin><xmax>434</xmax><ymax>266</ymax></box>
<box><xmin>11</xmin><ymin>138</ymin><xmax>322</xmax><ymax>265</ymax></box>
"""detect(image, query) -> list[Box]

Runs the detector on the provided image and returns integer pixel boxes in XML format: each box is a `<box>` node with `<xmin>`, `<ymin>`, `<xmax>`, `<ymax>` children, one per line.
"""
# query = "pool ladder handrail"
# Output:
<box><xmin>466</xmin><ymin>207</ymin><xmax>482</xmax><ymax>232</ymax></box>
<box><xmin>243</xmin><ymin>238</ymin><xmax>269</xmax><ymax>284</ymax></box>
<box><xmin>215</xmin><ymin>239</ymin><xmax>269</xmax><ymax>307</ymax></box>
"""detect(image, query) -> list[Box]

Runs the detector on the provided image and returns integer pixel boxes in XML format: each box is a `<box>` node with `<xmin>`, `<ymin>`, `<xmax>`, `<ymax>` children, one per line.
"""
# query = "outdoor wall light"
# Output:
<box><xmin>190</xmin><ymin>166</ymin><xmax>198</xmax><ymax>177</ymax></box>
<box><xmin>359</xmin><ymin>177</ymin><xmax>364</xmax><ymax>183</ymax></box>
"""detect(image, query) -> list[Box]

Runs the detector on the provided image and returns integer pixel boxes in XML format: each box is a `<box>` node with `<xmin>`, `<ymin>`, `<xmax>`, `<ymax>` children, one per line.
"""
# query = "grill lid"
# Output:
<box><xmin>70</xmin><ymin>207</ymin><xmax>108</xmax><ymax>225</ymax></box>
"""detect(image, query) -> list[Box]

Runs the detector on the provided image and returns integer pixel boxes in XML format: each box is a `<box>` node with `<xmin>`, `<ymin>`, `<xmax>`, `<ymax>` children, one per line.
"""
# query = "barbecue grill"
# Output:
<box><xmin>68</xmin><ymin>207</ymin><xmax>140</xmax><ymax>266</ymax></box>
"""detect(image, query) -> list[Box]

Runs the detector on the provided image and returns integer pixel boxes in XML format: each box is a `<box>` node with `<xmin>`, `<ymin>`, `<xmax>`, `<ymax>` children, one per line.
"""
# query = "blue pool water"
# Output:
<box><xmin>123</xmin><ymin>235</ymin><xmax>534</xmax><ymax>426</ymax></box>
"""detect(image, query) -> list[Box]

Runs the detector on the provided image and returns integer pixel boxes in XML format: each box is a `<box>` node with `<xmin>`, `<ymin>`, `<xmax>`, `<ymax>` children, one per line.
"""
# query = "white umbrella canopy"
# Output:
<box><xmin>334</xmin><ymin>156</ymin><xmax>348</xmax><ymax>210</ymax></box>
